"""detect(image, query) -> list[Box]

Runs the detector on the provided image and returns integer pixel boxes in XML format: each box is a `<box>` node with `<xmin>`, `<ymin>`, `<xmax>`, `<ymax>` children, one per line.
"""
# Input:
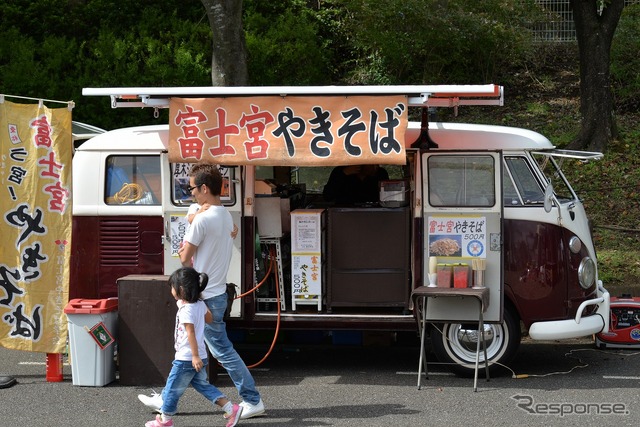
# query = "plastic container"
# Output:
<box><xmin>453</xmin><ymin>264</ymin><xmax>470</xmax><ymax>288</ymax></box>
<box><xmin>45</xmin><ymin>353</ymin><xmax>64</xmax><ymax>382</ymax></box>
<box><xmin>64</xmin><ymin>298</ymin><xmax>118</xmax><ymax>386</ymax></box>
<box><xmin>436</xmin><ymin>264</ymin><xmax>452</xmax><ymax>288</ymax></box>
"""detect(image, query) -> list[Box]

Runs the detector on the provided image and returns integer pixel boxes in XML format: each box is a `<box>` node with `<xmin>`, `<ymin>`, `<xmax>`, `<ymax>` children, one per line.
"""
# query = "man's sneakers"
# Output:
<box><xmin>224</xmin><ymin>403</ymin><xmax>243</xmax><ymax>427</ymax></box>
<box><xmin>138</xmin><ymin>390</ymin><xmax>264</xmax><ymax>422</ymax></box>
<box><xmin>138</xmin><ymin>391</ymin><xmax>163</xmax><ymax>413</ymax></box>
<box><xmin>145</xmin><ymin>414</ymin><xmax>173</xmax><ymax>427</ymax></box>
<box><xmin>239</xmin><ymin>399</ymin><xmax>265</xmax><ymax>419</ymax></box>
<box><xmin>0</xmin><ymin>375</ymin><xmax>17</xmax><ymax>389</ymax></box>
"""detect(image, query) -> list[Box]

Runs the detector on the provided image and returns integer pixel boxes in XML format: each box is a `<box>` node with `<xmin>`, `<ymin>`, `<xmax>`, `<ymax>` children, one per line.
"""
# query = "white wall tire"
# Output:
<box><xmin>430</xmin><ymin>305</ymin><xmax>521</xmax><ymax>377</ymax></box>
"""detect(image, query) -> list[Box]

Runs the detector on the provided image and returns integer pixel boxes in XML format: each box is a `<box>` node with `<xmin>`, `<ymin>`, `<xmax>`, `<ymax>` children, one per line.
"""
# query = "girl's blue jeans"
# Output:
<box><xmin>161</xmin><ymin>358</ymin><xmax>225</xmax><ymax>415</ymax></box>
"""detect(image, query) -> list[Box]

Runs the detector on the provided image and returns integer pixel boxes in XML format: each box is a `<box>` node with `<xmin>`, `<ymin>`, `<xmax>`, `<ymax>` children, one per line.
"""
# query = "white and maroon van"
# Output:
<box><xmin>73</xmin><ymin>85</ymin><xmax>610</xmax><ymax>374</ymax></box>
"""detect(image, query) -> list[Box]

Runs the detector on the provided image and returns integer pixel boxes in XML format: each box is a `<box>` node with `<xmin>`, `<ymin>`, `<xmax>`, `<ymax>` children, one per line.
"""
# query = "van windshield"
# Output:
<box><xmin>503</xmin><ymin>154</ymin><xmax>575</xmax><ymax>206</ymax></box>
<box><xmin>531</xmin><ymin>153</ymin><xmax>576</xmax><ymax>203</ymax></box>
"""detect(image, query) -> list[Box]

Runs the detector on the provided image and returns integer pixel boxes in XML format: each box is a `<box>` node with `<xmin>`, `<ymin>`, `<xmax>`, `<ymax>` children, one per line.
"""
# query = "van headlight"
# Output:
<box><xmin>578</xmin><ymin>257</ymin><xmax>596</xmax><ymax>289</ymax></box>
<box><xmin>568</xmin><ymin>236</ymin><xmax>582</xmax><ymax>254</ymax></box>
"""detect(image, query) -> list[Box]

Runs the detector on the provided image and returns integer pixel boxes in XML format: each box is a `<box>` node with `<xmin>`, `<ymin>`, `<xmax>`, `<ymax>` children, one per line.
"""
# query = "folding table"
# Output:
<box><xmin>411</xmin><ymin>286</ymin><xmax>491</xmax><ymax>391</ymax></box>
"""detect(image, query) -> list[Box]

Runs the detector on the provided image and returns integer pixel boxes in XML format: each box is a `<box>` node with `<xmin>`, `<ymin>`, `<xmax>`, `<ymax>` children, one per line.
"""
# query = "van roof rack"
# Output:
<box><xmin>82</xmin><ymin>85</ymin><xmax>503</xmax><ymax>110</ymax></box>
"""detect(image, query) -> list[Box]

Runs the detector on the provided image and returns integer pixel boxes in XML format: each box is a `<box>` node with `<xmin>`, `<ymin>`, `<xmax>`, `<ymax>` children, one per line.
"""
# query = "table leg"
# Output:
<box><xmin>481</xmin><ymin>309</ymin><xmax>490</xmax><ymax>383</ymax></box>
<box><xmin>417</xmin><ymin>296</ymin><xmax>428</xmax><ymax>389</ymax></box>
<box><xmin>473</xmin><ymin>301</ymin><xmax>481</xmax><ymax>392</ymax></box>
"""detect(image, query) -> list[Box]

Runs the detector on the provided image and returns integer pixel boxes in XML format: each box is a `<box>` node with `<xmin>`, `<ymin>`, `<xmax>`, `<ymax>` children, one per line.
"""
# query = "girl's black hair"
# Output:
<box><xmin>168</xmin><ymin>267</ymin><xmax>209</xmax><ymax>303</ymax></box>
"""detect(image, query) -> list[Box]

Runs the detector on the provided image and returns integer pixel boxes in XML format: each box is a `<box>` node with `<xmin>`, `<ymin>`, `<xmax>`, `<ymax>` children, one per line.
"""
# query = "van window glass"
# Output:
<box><xmin>428</xmin><ymin>155</ymin><xmax>495</xmax><ymax>207</ymax></box>
<box><xmin>105</xmin><ymin>155</ymin><xmax>161</xmax><ymax>205</ymax></box>
<box><xmin>293</xmin><ymin>165</ymin><xmax>406</xmax><ymax>194</ymax></box>
<box><xmin>504</xmin><ymin>156</ymin><xmax>545</xmax><ymax>204</ymax></box>
<box><xmin>170</xmin><ymin>163</ymin><xmax>236</xmax><ymax>207</ymax></box>
<box><xmin>531</xmin><ymin>153</ymin><xmax>575</xmax><ymax>203</ymax></box>
<box><xmin>292</xmin><ymin>165</ymin><xmax>406</xmax><ymax>207</ymax></box>
<box><xmin>256</xmin><ymin>166</ymin><xmax>275</xmax><ymax>180</ymax></box>
<box><xmin>502</xmin><ymin>164</ymin><xmax>523</xmax><ymax>206</ymax></box>
<box><xmin>293</xmin><ymin>166</ymin><xmax>336</xmax><ymax>195</ymax></box>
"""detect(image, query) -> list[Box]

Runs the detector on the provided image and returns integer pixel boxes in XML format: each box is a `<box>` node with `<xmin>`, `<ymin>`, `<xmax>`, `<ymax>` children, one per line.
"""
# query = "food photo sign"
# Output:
<box><xmin>427</xmin><ymin>215</ymin><xmax>487</xmax><ymax>259</ymax></box>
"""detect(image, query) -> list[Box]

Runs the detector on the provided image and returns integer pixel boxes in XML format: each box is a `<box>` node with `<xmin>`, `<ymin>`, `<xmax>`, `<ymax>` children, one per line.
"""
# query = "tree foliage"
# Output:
<box><xmin>0</xmin><ymin>0</ymin><xmax>638</xmax><ymax>140</ymax></box>
<box><xmin>0</xmin><ymin>0</ymin><xmax>211</xmax><ymax>128</ymax></box>
<box><xmin>611</xmin><ymin>3</ymin><xmax>640</xmax><ymax>112</ymax></box>
<box><xmin>244</xmin><ymin>0</ymin><xmax>333</xmax><ymax>85</ymax></box>
<box><xmin>341</xmin><ymin>0</ymin><xmax>540</xmax><ymax>85</ymax></box>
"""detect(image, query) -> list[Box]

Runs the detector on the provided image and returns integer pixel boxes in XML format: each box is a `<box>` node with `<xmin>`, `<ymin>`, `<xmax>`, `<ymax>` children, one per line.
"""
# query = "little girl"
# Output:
<box><xmin>145</xmin><ymin>267</ymin><xmax>242</xmax><ymax>427</ymax></box>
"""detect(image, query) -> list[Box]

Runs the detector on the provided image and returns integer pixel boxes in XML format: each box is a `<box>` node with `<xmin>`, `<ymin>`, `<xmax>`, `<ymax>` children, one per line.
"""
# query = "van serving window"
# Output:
<box><xmin>105</xmin><ymin>155</ymin><xmax>161</xmax><ymax>205</ymax></box>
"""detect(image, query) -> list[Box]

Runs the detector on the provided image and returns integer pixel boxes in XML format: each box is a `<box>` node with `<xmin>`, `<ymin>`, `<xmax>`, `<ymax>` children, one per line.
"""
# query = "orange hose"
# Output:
<box><xmin>236</xmin><ymin>246</ymin><xmax>274</xmax><ymax>299</ymax></box>
<box><xmin>228</xmin><ymin>244</ymin><xmax>281</xmax><ymax>368</ymax></box>
<box><xmin>246</xmin><ymin>246</ymin><xmax>281</xmax><ymax>368</ymax></box>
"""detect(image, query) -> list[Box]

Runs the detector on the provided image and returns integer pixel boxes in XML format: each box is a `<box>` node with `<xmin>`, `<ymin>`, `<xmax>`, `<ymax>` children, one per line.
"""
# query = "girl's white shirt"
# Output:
<box><xmin>174</xmin><ymin>299</ymin><xmax>208</xmax><ymax>361</ymax></box>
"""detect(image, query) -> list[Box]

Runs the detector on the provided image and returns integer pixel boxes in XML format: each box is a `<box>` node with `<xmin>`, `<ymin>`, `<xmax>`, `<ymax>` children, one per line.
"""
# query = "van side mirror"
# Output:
<box><xmin>543</xmin><ymin>183</ymin><xmax>554</xmax><ymax>213</ymax></box>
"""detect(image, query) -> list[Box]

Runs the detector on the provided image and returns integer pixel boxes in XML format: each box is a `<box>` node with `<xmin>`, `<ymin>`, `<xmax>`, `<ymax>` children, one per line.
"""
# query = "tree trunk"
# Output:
<box><xmin>569</xmin><ymin>0</ymin><xmax>624</xmax><ymax>152</ymax></box>
<box><xmin>200</xmin><ymin>0</ymin><xmax>248</xmax><ymax>86</ymax></box>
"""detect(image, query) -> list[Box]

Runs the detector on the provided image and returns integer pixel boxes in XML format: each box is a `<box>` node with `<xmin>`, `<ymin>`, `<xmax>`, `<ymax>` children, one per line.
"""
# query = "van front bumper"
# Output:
<box><xmin>528</xmin><ymin>282</ymin><xmax>610</xmax><ymax>340</ymax></box>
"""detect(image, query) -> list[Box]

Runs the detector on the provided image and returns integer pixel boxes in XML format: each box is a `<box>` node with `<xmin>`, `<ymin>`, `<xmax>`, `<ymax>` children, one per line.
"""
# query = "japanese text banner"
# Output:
<box><xmin>169</xmin><ymin>95</ymin><xmax>407</xmax><ymax>166</ymax></box>
<box><xmin>0</xmin><ymin>100</ymin><xmax>72</xmax><ymax>353</ymax></box>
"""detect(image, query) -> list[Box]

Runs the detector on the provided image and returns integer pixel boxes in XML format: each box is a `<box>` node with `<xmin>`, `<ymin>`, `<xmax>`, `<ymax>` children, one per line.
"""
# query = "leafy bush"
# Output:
<box><xmin>341</xmin><ymin>0</ymin><xmax>537</xmax><ymax>85</ymax></box>
<box><xmin>0</xmin><ymin>1</ymin><xmax>211</xmax><ymax>129</ymax></box>
<box><xmin>244</xmin><ymin>3</ymin><xmax>332</xmax><ymax>85</ymax></box>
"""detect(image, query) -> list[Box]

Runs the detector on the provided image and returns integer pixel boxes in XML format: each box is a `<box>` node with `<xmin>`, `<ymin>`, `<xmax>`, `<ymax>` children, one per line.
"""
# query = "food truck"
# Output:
<box><xmin>74</xmin><ymin>85</ymin><xmax>610</xmax><ymax>374</ymax></box>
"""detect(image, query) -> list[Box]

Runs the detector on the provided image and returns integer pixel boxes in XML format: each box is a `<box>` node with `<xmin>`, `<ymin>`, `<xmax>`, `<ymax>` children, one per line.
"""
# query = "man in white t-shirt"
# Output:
<box><xmin>186</xmin><ymin>203</ymin><xmax>238</xmax><ymax>239</ymax></box>
<box><xmin>178</xmin><ymin>164</ymin><xmax>264</xmax><ymax>420</ymax></box>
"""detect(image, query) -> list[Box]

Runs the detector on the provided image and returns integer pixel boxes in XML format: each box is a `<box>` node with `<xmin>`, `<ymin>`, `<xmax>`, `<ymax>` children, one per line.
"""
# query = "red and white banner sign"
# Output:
<box><xmin>169</xmin><ymin>95</ymin><xmax>408</xmax><ymax>166</ymax></box>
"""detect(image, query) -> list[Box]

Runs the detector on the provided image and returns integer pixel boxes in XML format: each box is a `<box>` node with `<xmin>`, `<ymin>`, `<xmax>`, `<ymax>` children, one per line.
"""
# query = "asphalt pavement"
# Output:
<box><xmin>2</xmin><ymin>333</ymin><xmax>640</xmax><ymax>427</ymax></box>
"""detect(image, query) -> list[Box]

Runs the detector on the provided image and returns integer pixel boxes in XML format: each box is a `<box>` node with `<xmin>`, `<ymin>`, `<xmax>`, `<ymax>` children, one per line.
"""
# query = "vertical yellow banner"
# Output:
<box><xmin>0</xmin><ymin>100</ymin><xmax>72</xmax><ymax>353</ymax></box>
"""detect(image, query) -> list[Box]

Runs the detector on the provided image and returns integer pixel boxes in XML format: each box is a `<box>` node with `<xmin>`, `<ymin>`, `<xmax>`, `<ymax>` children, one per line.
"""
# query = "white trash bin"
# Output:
<box><xmin>64</xmin><ymin>298</ymin><xmax>118</xmax><ymax>386</ymax></box>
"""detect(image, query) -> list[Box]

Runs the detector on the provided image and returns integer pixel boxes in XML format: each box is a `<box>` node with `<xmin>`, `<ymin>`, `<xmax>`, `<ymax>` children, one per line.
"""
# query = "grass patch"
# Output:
<box><xmin>594</xmin><ymin>228</ymin><xmax>640</xmax><ymax>287</ymax></box>
<box><xmin>525</xmin><ymin>101</ymin><xmax>549</xmax><ymax>115</ymax></box>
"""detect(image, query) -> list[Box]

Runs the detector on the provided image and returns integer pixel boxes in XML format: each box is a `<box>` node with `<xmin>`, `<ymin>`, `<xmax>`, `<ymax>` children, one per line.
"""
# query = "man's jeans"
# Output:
<box><xmin>162</xmin><ymin>359</ymin><xmax>224</xmax><ymax>415</ymax></box>
<box><xmin>203</xmin><ymin>293</ymin><xmax>261</xmax><ymax>405</ymax></box>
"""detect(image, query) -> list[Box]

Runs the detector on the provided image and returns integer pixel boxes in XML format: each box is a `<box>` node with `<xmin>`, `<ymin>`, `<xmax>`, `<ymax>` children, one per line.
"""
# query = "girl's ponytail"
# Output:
<box><xmin>198</xmin><ymin>272</ymin><xmax>209</xmax><ymax>294</ymax></box>
<box><xmin>169</xmin><ymin>267</ymin><xmax>208</xmax><ymax>303</ymax></box>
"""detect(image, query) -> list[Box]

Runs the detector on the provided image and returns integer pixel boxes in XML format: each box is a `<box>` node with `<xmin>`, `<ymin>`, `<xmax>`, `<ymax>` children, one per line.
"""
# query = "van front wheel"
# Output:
<box><xmin>430</xmin><ymin>305</ymin><xmax>520</xmax><ymax>377</ymax></box>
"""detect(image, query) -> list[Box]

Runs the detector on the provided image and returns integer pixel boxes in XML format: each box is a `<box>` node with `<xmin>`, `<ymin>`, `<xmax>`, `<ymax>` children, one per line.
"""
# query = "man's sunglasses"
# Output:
<box><xmin>187</xmin><ymin>184</ymin><xmax>203</xmax><ymax>192</ymax></box>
